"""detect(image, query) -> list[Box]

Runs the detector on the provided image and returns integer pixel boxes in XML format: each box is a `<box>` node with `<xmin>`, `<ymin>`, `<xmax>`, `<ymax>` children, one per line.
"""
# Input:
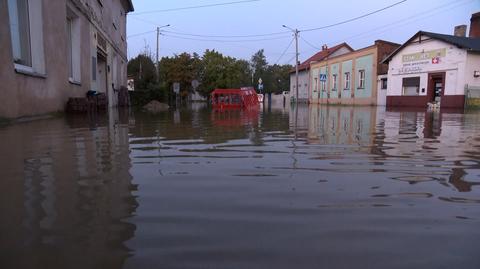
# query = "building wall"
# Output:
<box><xmin>310</xmin><ymin>46</ymin><xmax>379</xmax><ymax>105</ymax></box>
<box><xmin>377</xmin><ymin>75</ymin><xmax>388</xmax><ymax>106</ymax></box>
<box><xmin>386</xmin><ymin>37</ymin><xmax>468</xmax><ymax>108</ymax></box>
<box><xmin>0</xmin><ymin>0</ymin><xmax>131</xmax><ymax>119</ymax></box>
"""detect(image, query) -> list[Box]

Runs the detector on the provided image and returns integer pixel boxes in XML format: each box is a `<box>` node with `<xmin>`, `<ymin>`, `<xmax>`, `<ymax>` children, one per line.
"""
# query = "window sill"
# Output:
<box><xmin>14</xmin><ymin>66</ymin><xmax>47</xmax><ymax>79</ymax></box>
<box><xmin>68</xmin><ymin>78</ymin><xmax>82</xmax><ymax>86</ymax></box>
<box><xmin>331</xmin><ymin>89</ymin><xmax>337</xmax><ymax>91</ymax></box>
<box><xmin>357</xmin><ymin>87</ymin><xmax>365</xmax><ymax>90</ymax></box>
<box><xmin>343</xmin><ymin>88</ymin><xmax>350</xmax><ymax>91</ymax></box>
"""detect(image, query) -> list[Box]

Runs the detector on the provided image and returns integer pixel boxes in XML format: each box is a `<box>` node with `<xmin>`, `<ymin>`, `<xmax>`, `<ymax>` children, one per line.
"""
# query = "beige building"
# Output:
<box><xmin>0</xmin><ymin>0</ymin><xmax>134</xmax><ymax>119</ymax></box>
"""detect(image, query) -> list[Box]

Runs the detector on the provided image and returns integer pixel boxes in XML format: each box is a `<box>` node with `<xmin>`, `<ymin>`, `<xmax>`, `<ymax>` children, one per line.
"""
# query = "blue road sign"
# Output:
<box><xmin>319</xmin><ymin>74</ymin><xmax>327</xmax><ymax>82</ymax></box>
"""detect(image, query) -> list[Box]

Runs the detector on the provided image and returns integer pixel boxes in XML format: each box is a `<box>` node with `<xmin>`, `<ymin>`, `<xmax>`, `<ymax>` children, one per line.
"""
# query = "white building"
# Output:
<box><xmin>383</xmin><ymin>13</ymin><xmax>480</xmax><ymax>109</ymax></box>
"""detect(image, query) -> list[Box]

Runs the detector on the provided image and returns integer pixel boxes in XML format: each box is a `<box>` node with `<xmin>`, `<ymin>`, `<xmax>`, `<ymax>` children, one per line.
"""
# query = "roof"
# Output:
<box><xmin>383</xmin><ymin>31</ymin><xmax>480</xmax><ymax>63</ymax></box>
<box><xmin>291</xmin><ymin>43</ymin><xmax>354</xmax><ymax>73</ymax></box>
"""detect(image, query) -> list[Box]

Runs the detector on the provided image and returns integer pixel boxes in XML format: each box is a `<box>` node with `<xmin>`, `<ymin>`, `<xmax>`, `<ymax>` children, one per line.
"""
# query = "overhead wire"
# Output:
<box><xmin>274</xmin><ymin>37</ymin><xmax>295</xmax><ymax>65</ymax></box>
<box><xmin>130</xmin><ymin>0</ymin><xmax>261</xmax><ymax>15</ymax></box>
<box><xmin>161</xmin><ymin>33</ymin><xmax>291</xmax><ymax>43</ymax></box>
<box><xmin>300</xmin><ymin>0</ymin><xmax>408</xmax><ymax>32</ymax></box>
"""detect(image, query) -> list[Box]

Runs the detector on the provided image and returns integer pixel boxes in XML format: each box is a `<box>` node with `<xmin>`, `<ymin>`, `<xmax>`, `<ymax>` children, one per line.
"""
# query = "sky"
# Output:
<box><xmin>126</xmin><ymin>0</ymin><xmax>480</xmax><ymax>65</ymax></box>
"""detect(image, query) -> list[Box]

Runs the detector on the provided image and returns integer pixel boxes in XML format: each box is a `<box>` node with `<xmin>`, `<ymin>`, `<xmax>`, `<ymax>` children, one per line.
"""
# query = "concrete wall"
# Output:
<box><xmin>289</xmin><ymin>70</ymin><xmax>309</xmax><ymax>102</ymax></box>
<box><xmin>0</xmin><ymin>0</ymin><xmax>131</xmax><ymax>119</ymax></box>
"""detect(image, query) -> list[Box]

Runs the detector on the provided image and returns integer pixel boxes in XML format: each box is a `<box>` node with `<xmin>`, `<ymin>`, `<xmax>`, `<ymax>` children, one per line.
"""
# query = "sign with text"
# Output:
<box><xmin>402</xmin><ymin>48</ymin><xmax>446</xmax><ymax>63</ymax></box>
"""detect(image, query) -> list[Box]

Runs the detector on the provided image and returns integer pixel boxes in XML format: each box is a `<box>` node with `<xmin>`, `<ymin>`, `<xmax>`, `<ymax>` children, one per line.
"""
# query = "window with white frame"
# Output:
<box><xmin>332</xmin><ymin>74</ymin><xmax>337</xmax><ymax>91</ymax></box>
<box><xmin>8</xmin><ymin>0</ymin><xmax>31</xmax><ymax>66</ymax></box>
<box><xmin>358</xmin><ymin>70</ymin><xmax>366</xmax><ymax>89</ymax></box>
<box><xmin>402</xmin><ymin>77</ymin><xmax>420</xmax><ymax>96</ymax></box>
<box><xmin>321</xmin><ymin>80</ymin><xmax>326</xmax><ymax>91</ymax></box>
<box><xmin>66</xmin><ymin>7</ymin><xmax>81</xmax><ymax>83</ymax></box>
<box><xmin>7</xmin><ymin>0</ymin><xmax>45</xmax><ymax>74</ymax></box>
<box><xmin>381</xmin><ymin>78</ymin><xmax>387</xmax><ymax>90</ymax></box>
<box><xmin>344</xmin><ymin>72</ymin><xmax>350</xmax><ymax>90</ymax></box>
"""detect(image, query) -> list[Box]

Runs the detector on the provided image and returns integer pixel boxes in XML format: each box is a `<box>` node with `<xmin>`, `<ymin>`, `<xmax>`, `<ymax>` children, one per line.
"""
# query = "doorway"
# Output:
<box><xmin>427</xmin><ymin>72</ymin><xmax>445</xmax><ymax>104</ymax></box>
<box><xmin>97</xmin><ymin>52</ymin><xmax>108</xmax><ymax>96</ymax></box>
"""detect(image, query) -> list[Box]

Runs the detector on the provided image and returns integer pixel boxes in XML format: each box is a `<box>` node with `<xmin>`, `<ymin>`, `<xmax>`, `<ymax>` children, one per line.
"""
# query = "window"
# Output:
<box><xmin>314</xmin><ymin>77</ymin><xmax>318</xmax><ymax>92</ymax></box>
<box><xmin>8</xmin><ymin>0</ymin><xmax>31</xmax><ymax>66</ymax></box>
<box><xmin>332</xmin><ymin>74</ymin><xmax>337</xmax><ymax>91</ymax></box>
<box><xmin>344</xmin><ymin>72</ymin><xmax>350</xmax><ymax>90</ymax></box>
<box><xmin>7</xmin><ymin>0</ymin><xmax>45</xmax><ymax>75</ymax></box>
<box><xmin>358</xmin><ymin>70</ymin><xmax>365</xmax><ymax>89</ymax></box>
<box><xmin>381</xmin><ymin>78</ymin><xmax>387</xmax><ymax>90</ymax></box>
<box><xmin>321</xmin><ymin>80</ymin><xmax>326</xmax><ymax>91</ymax></box>
<box><xmin>67</xmin><ymin>7</ymin><xmax>81</xmax><ymax>83</ymax></box>
<box><xmin>402</xmin><ymin>77</ymin><xmax>420</xmax><ymax>96</ymax></box>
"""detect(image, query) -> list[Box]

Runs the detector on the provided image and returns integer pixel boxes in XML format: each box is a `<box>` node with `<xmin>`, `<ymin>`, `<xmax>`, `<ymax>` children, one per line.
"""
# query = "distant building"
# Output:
<box><xmin>0</xmin><ymin>0</ymin><xmax>134</xmax><ymax>118</ymax></box>
<box><xmin>383</xmin><ymin>12</ymin><xmax>480</xmax><ymax>109</ymax></box>
<box><xmin>289</xmin><ymin>43</ymin><xmax>354</xmax><ymax>102</ymax></box>
<box><xmin>309</xmin><ymin>40</ymin><xmax>400</xmax><ymax>105</ymax></box>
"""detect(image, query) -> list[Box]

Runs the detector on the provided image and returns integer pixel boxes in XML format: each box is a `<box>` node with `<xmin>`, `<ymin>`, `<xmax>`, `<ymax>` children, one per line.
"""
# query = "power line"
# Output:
<box><xmin>162</xmin><ymin>33</ymin><xmax>291</xmax><ymax>43</ymax></box>
<box><xmin>325</xmin><ymin>0</ymin><xmax>473</xmax><ymax>47</ymax></box>
<box><xmin>127</xmin><ymin>30</ymin><xmax>156</xmax><ymax>39</ymax></box>
<box><xmin>300</xmin><ymin>36</ymin><xmax>321</xmax><ymax>51</ymax></box>
<box><xmin>300</xmin><ymin>0</ymin><xmax>408</xmax><ymax>32</ymax></box>
<box><xmin>162</xmin><ymin>29</ymin><xmax>291</xmax><ymax>38</ymax></box>
<box><xmin>274</xmin><ymin>37</ymin><xmax>295</xmax><ymax>65</ymax></box>
<box><xmin>131</xmin><ymin>0</ymin><xmax>261</xmax><ymax>15</ymax></box>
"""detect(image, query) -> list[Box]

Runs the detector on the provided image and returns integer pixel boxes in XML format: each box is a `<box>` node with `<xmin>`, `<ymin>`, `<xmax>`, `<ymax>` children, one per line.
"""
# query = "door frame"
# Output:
<box><xmin>427</xmin><ymin>72</ymin><xmax>445</xmax><ymax>102</ymax></box>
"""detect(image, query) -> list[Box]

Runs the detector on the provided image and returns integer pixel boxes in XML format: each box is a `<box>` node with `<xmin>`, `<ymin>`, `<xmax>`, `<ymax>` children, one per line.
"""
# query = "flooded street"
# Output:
<box><xmin>1</xmin><ymin>104</ymin><xmax>480</xmax><ymax>269</ymax></box>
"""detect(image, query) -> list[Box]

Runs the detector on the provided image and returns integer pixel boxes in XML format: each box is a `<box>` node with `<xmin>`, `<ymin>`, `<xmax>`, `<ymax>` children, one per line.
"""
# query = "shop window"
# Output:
<box><xmin>402</xmin><ymin>77</ymin><xmax>420</xmax><ymax>96</ymax></box>
<box><xmin>7</xmin><ymin>0</ymin><xmax>45</xmax><ymax>75</ymax></box>
<box><xmin>358</xmin><ymin>70</ymin><xmax>365</xmax><ymax>89</ymax></box>
<box><xmin>344</xmin><ymin>72</ymin><xmax>350</xmax><ymax>90</ymax></box>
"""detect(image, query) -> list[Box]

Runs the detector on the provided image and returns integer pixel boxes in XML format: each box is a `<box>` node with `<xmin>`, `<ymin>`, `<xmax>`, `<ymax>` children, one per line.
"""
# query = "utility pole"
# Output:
<box><xmin>156</xmin><ymin>27</ymin><xmax>160</xmax><ymax>83</ymax></box>
<box><xmin>294</xmin><ymin>28</ymin><xmax>299</xmax><ymax>106</ymax></box>
<box><xmin>155</xmin><ymin>24</ymin><xmax>170</xmax><ymax>83</ymax></box>
<box><xmin>283</xmin><ymin>25</ymin><xmax>300</xmax><ymax>105</ymax></box>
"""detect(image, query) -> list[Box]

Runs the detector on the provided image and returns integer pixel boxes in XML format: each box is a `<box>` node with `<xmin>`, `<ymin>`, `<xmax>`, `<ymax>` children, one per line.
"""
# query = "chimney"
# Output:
<box><xmin>454</xmin><ymin>25</ymin><xmax>467</xmax><ymax>37</ymax></box>
<box><xmin>469</xmin><ymin>12</ymin><xmax>480</xmax><ymax>38</ymax></box>
<box><xmin>322</xmin><ymin>44</ymin><xmax>328</xmax><ymax>51</ymax></box>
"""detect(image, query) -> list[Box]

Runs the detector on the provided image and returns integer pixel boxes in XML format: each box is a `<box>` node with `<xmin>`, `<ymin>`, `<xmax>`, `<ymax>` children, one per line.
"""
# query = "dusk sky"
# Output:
<box><xmin>126</xmin><ymin>0</ymin><xmax>480</xmax><ymax>64</ymax></box>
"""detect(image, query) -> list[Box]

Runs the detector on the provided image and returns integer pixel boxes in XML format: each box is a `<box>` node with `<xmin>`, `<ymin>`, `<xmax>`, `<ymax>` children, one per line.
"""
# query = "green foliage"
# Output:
<box><xmin>128</xmin><ymin>49</ymin><xmax>293</xmax><ymax>104</ymax></box>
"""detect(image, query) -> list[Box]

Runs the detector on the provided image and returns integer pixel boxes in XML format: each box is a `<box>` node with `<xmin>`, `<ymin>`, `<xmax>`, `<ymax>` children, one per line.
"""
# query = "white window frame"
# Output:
<box><xmin>66</xmin><ymin>6</ymin><xmax>81</xmax><ymax>84</ymax></box>
<box><xmin>8</xmin><ymin>0</ymin><xmax>45</xmax><ymax>76</ymax></box>
<box><xmin>344</xmin><ymin>72</ymin><xmax>350</xmax><ymax>90</ymax></box>
<box><xmin>358</xmin><ymin>70</ymin><xmax>366</xmax><ymax>89</ymax></box>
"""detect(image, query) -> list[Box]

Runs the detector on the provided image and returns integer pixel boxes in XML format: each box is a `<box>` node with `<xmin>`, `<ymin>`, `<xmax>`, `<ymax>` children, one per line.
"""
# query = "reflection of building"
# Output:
<box><xmin>0</xmin><ymin>110</ymin><xmax>137</xmax><ymax>268</ymax></box>
<box><xmin>290</xmin><ymin>43</ymin><xmax>353</xmax><ymax>102</ymax></box>
<box><xmin>307</xmin><ymin>105</ymin><xmax>376</xmax><ymax>145</ymax></box>
<box><xmin>0</xmin><ymin>0</ymin><xmax>134</xmax><ymax>118</ymax></box>
<box><xmin>383</xmin><ymin>13</ymin><xmax>480</xmax><ymax>109</ymax></box>
<box><xmin>309</xmin><ymin>40</ymin><xmax>399</xmax><ymax>105</ymax></box>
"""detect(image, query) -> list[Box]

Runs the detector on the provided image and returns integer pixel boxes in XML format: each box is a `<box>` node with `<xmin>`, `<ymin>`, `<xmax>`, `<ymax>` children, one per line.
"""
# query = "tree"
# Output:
<box><xmin>127</xmin><ymin>54</ymin><xmax>156</xmax><ymax>91</ymax></box>
<box><xmin>251</xmin><ymin>49</ymin><xmax>268</xmax><ymax>90</ymax></box>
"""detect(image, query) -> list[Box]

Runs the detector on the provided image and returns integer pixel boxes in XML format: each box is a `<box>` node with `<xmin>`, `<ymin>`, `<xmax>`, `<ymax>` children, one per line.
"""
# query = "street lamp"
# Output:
<box><xmin>156</xmin><ymin>24</ymin><xmax>170</xmax><ymax>82</ymax></box>
<box><xmin>282</xmin><ymin>25</ymin><xmax>300</xmax><ymax>105</ymax></box>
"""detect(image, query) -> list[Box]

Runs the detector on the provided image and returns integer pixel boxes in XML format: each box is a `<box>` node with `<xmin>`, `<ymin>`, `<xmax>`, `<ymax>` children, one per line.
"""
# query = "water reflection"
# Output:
<box><xmin>0</xmin><ymin>110</ymin><xmax>137</xmax><ymax>269</ymax></box>
<box><xmin>1</xmin><ymin>104</ymin><xmax>480</xmax><ymax>269</ymax></box>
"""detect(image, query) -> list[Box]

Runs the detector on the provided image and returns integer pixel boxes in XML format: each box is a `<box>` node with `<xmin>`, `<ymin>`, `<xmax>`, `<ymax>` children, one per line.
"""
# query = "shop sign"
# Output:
<box><xmin>402</xmin><ymin>48</ymin><xmax>446</xmax><ymax>63</ymax></box>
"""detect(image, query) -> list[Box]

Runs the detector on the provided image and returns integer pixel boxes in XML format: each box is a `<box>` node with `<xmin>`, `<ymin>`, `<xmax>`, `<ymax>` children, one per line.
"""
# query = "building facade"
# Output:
<box><xmin>0</xmin><ymin>0</ymin><xmax>134</xmax><ymax>119</ymax></box>
<box><xmin>289</xmin><ymin>43</ymin><xmax>353</xmax><ymax>103</ymax></box>
<box><xmin>309</xmin><ymin>40</ymin><xmax>400</xmax><ymax>105</ymax></box>
<box><xmin>384</xmin><ymin>13</ymin><xmax>480</xmax><ymax>109</ymax></box>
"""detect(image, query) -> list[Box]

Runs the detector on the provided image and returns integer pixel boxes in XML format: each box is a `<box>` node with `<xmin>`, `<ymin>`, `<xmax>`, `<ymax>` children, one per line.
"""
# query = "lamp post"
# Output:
<box><xmin>282</xmin><ymin>25</ymin><xmax>299</xmax><ymax>105</ymax></box>
<box><xmin>156</xmin><ymin>24</ymin><xmax>170</xmax><ymax>83</ymax></box>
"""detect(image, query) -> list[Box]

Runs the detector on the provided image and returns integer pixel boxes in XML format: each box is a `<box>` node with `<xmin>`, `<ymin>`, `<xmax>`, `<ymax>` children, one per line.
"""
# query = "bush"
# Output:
<box><xmin>129</xmin><ymin>83</ymin><xmax>169</xmax><ymax>107</ymax></box>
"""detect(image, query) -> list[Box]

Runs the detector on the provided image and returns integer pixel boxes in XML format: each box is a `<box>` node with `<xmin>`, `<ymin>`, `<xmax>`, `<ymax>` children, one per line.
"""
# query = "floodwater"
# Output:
<box><xmin>1</xmin><ymin>104</ymin><xmax>480</xmax><ymax>269</ymax></box>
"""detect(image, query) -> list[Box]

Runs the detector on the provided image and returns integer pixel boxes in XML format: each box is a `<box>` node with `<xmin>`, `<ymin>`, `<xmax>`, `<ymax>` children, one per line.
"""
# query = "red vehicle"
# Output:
<box><xmin>211</xmin><ymin>87</ymin><xmax>259</xmax><ymax>109</ymax></box>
